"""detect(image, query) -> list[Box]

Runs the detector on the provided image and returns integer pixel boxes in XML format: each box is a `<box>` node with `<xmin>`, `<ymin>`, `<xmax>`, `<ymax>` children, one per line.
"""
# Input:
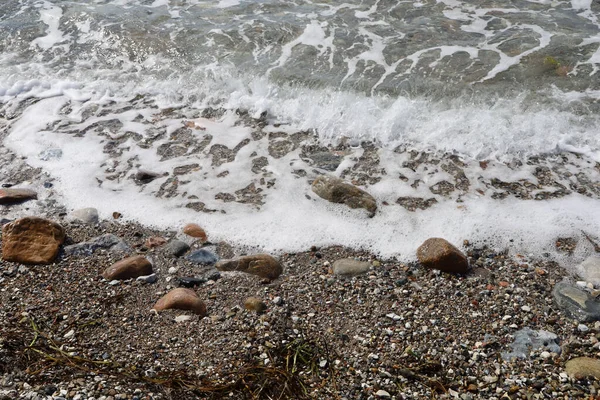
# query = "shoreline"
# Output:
<box><xmin>2</xmin><ymin>198</ymin><xmax>600</xmax><ymax>399</ymax></box>
<box><xmin>2</xmin><ymin>104</ymin><xmax>600</xmax><ymax>399</ymax></box>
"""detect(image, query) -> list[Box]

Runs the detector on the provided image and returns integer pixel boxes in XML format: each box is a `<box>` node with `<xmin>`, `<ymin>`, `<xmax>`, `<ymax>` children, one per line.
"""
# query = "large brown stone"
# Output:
<box><xmin>183</xmin><ymin>223</ymin><xmax>207</xmax><ymax>241</ymax></box>
<box><xmin>0</xmin><ymin>188</ymin><xmax>37</xmax><ymax>205</ymax></box>
<box><xmin>416</xmin><ymin>238</ymin><xmax>468</xmax><ymax>274</ymax></box>
<box><xmin>311</xmin><ymin>175</ymin><xmax>377</xmax><ymax>217</ymax></box>
<box><xmin>153</xmin><ymin>288</ymin><xmax>207</xmax><ymax>316</ymax></box>
<box><xmin>565</xmin><ymin>357</ymin><xmax>600</xmax><ymax>380</ymax></box>
<box><xmin>102</xmin><ymin>255</ymin><xmax>153</xmax><ymax>280</ymax></box>
<box><xmin>216</xmin><ymin>254</ymin><xmax>282</xmax><ymax>280</ymax></box>
<box><xmin>2</xmin><ymin>217</ymin><xmax>65</xmax><ymax>264</ymax></box>
<box><xmin>244</xmin><ymin>297</ymin><xmax>267</xmax><ymax>313</ymax></box>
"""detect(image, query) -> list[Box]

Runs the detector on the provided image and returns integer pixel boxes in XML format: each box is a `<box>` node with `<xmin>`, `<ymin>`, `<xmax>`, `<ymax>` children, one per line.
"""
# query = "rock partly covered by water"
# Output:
<box><xmin>153</xmin><ymin>288</ymin><xmax>207</xmax><ymax>316</ymax></box>
<box><xmin>311</xmin><ymin>175</ymin><xmax>377</xmax><ymax>217</ymax></box>
<box><xmin>552</xmin><ymin>281</ymin><xmax>600</xmax><ymax>322</ymax></box>
<box><xmin>565</xmin><ymin>357</ymin><xmax>600</xmax><ymax>380</ymax></box>
<box><xmin>102</xmin><ymin>255</ymin><xmax>153</xmax><ymax>280</ymax></box>
<box><xmin>70</xmin><ymin>208</ymin><xmax>99</xmax><ymax>225</ymax></box>
<box><xmin>64</xmin><ymin>234</ymin><xmax>132</xmax><ymax>256</ymax></box>
<box><xmin>332</xmin><ymin>258</ymin><xmax>371</xmax><ymax>276</ymax></box>
<box><xmin>0</xmin><ymin>188</ymin><xmax>37</xmax><ymax>205</ymax></box>
<box><xmin>416</xmin><ymin>238</ymin><xmax>468</xmax><ymax>273</ymax></box>
<box><xmin>216</xmin><ymin>254</ymin><xmax>282</xmax><ymax>280</ymax></box>
<box><xmin>2</xmin><ymin>217</ymin><xmax>65</xmax><ymax>264</ymax></box>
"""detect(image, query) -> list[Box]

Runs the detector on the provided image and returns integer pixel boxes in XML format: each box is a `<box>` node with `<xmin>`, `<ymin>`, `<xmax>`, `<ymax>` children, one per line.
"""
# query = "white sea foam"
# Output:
<box><xmin>1</xmin><ymin>0</ymin><xmax>600</xmax><ymax>263</ymax></box>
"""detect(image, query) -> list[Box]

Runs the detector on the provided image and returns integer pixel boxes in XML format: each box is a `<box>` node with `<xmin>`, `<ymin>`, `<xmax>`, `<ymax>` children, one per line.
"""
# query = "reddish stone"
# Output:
<box><xmin>2</xmin><ymin>217</ymin><xmax>65</xmax><ymax>264</ymax></box>
<box><xmin>153</xmin><ymin>288</ymin><xmax>207</xmax><ymax>316</ymax></box>
<box><xmin>102</xmin><ymin>255</ymin><xmax>152</xmax><ymax>280</ymax></box>
<box><xmin>416</xmin><ymin>238</ymin><xmax>468</xmax><ymax>274</ymax></box>
<box><xmin>183</xmin><ymin>223</ymin><xmax>207</xmax><ymax>241</ymax></box>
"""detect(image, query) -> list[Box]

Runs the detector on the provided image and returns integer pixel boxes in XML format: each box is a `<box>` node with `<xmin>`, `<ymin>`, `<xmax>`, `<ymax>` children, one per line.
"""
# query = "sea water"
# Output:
<box><xmin>0</xmin><ymin>0</ymin><xmax>599</xmax><ymax>261</ymax></box>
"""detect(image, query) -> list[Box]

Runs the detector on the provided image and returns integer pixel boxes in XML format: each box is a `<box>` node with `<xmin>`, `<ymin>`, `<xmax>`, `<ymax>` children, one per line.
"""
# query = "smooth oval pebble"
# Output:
<box><xmin>244</xmin><ymin>297</ymin><xmax>267</xmax><ymax>313</ymax></box>
<box><xmin>102</xmin><ymin>255</ymin><xmax>153</xmax><ymax>280</ymax></box>
<box><xmin>153</xmin><ymin>288</ymin><xmax>207</xmax><ymax>316</ymax></box>
<box><xmin>183</xmin><ymin>223</ymin><xmax>208</xmax><ymax>241</ymax></box>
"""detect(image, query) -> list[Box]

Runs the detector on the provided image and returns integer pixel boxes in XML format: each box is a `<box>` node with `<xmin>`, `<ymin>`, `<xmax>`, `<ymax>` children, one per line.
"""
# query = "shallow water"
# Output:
<box><xmin>1</xmin><ymin>0</ymin><xmax>599</xmax><ymax>260</ymax></box>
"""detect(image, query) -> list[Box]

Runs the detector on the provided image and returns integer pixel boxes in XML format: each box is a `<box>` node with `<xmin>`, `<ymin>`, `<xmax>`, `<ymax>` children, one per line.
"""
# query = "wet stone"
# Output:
<box><xmin>311</xmin><ymin>175</ymin><xmax>377</xmax><ymax>217</ymax></box>
<box><xmin>553</xmin><ymin>281</ymin><xmax>600</xmax><ymax>322</ymax></box>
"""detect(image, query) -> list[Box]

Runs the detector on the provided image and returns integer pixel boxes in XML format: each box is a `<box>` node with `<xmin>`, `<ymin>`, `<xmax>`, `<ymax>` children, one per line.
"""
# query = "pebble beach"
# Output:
<box><xmin>2</xmin><ymin>132</ymin><xmax>600</xmax><ymax>400</ymax></box>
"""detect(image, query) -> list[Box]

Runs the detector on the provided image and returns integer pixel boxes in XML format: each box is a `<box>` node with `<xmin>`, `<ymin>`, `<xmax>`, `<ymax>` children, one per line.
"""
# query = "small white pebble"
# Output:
<box><xmin>63</xmin><ymin>329</ymin><xmax>75</xmax><ymax>339</ymax></box>
<box><xmin>502</xmin><ymin>315</ymin><xmax>512</xmax><ymax>321</ymax></box>
<box><xmin>578</xmin><ymin>324</ymin><xmax>589</xmax><ymax>332</ymax></box>
<box><xmin>168</xmin><ymin>267</ymin><xmax>177</xmax><ymax>274</ymax></box>
<box><xmin>374</xmin><ymin>389</ymin><xmax>390</xmax><ymax>398</ymax></box>
<box><xmin>521</xmin><ymin>305</ymin><xmax>531</xmax><ymax>312</ymax></box>
<box><xmin>540</xmin><ymin>351</ymin><xmax>551</xmax><ymax>359</ymax></box>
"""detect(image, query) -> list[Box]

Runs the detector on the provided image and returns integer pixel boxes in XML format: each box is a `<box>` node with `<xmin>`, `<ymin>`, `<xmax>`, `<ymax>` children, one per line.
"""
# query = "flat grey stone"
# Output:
<box><xmin>577</xmin><ymin>256</ymin><xmax>600</xmax><ymax>286</ymax></box>
<box><xmin>553</xmin><ymin>281</ymin><xmax>600</xmax><ymax>322</ymax></box>
<box><xmin>502</xmin><ymin>328</ymin><xmax>561</xmax><ymax>360</ymax></box>
<box><xmin>165</xmin><ymin>239</ymin><xmax>190</xmax><ymax>257</ymax></box>
<box><xmin>64</xmin><ymin>234</ymin><xmax>132</xmax><ymax>256</ymax></box>
<box><xmin>332</xmin><ymin>258</ymin><xmax>371</xmax><ymax>276</ymax></box>
<box><xmin>70</xmin><ymin>207</ymin><xmax>99</xmax><ymax>225</ymax></box>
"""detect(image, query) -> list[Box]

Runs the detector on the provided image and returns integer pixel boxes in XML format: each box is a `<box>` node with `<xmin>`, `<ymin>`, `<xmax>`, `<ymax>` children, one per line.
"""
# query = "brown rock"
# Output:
<box><xmin>565</xmin><ymin>357</ymin><xmax>600</xmax><ymax>380</ymax></box>
<box><xmin>216</xmin><ymin>254</ymin><xmax>282</xmax><ymax>280</ymax></box>
<box><xmin>2</xmin><ymin>217</ymin><xmax>65</xmax><ymax>264</ymax></box>
<box><xmin>244</xmin><ymin>297</ymin><xmax>267</xmax><ymax>313</ymax></box>
<box><xmin>183</xmin><ymin>223</ymin><xmax>207</xmax><ymax>241</ymax></box>
<box><xmin>145</xmin><ymin>236</ymin><xmax>167</xmax><ymax>248</ymax></box>
<box><xmin>311</xmin><ymin>175</ymin><xmax>377</xmax><ymax>217</ymax></box>
<box><xmin>416</xmin><ymin>238</ymin><xmax>468</xmax><ymax>273</ymax></box>
<box><xmin>102</xmin><ymin>255</ymin><xmax>153</xmax><ymax>280</ymax></box>
<box><xmin>0</xmin><ymin>188</ymin><xmax>37</xmax><ymax>205</ymax></box>
<box><xmin>153</xmin><ymin>288</ymin><xmax>207</xmax><ymax>316</ymax></box>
